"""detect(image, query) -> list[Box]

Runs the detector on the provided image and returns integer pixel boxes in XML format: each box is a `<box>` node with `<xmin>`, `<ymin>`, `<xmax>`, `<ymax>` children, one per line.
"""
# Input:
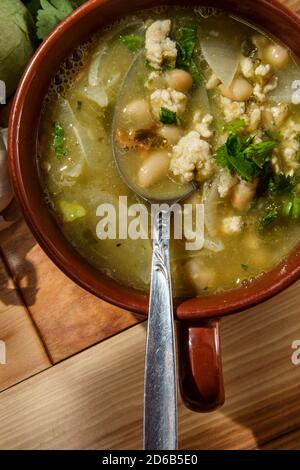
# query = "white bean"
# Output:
<box><xmin>165</xmin><ymin>69</ymin><xmax>193</xmax><ymax>92</ymax></box>
<box><xmin>263</xmin><ymin>44</ymin><xmax>289</xmax><ymax>69</ymax></box>
<box><xmin>123</xmin><ymin>99</ymin><xmax>153</xmax><ymax>128</ymax></box>
<box><xmin>138</xmin><ymin>150</ymin><xmax>170</xmax><ymax>188</ymax></box>
<box><xmin>185</xmin><ymin>259</ymin><xmax>216</xmax><ymax>292</ymax></box>
<box><xmin>219</xmin><ymin>77</ymin><xmax>253</xmax><ymax>101</ymax></box>
<box><xmin>157</xmin><ymin>125</ymin><xmax>183</xmax><ymax>145</ymax></box>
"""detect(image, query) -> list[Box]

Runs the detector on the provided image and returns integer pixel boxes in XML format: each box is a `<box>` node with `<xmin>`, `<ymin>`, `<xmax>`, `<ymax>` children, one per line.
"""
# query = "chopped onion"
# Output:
<box><xmin>204</xmin><ymin>238</ymin><xmax>224</xmax><ymax>252</ymax></box>
<box><xmin>200</xmin><ymin>19</ymin><xmax>243</xmax><ymax>87</ymax></box>
<box><xmin>88</xmin><ymin>47</ymin><xmax>108</xmax><ymax>86</ymax></box>
<box><xmin>269</xmin><ymin>61</ymin><xmax>300</xmax><ymax>104</ymax></box>
<box><xmin>55</xmin><ymin>97</ymin><xmax>96</xmax><ymax>179</ymax></box>
<box><xmin>82</xmin><ymin>86</ymin><xmax>108</xmax><ymax>108</ymax></box>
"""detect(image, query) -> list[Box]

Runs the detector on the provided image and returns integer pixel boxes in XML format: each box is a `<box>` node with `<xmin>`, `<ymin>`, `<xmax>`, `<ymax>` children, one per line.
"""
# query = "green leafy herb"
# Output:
<box><xmin>159</xmin><ymin>107</ymin><xmax>179</xmax><ymax>125</ymax></box>
<box><xmin>282</xmin><ymin>196</ymin><xmax>300</xmax><ymax>219</ymax></box>
<box><xmin>36</xmin><ymin>0</ymin><xmax>73</xmax><ymax>40</ymax></box>
<box><xmin>268</xmin><ymin>174</ymin><xmax>296</xmax><ymax>195</ymax></box>
<box><xmin>258</xmin><ymin>204</ymin><xmax>280</xmax><ymax>232</ymax></box>
<box><xmin>188</xmin><ymin>59</ymin><xmax>202</xmax><ymax>85</ymax></box>
<box><xmin>220</xmin><ymin>119</ymin><xmax>245</xmax><ymax>134</ymax></box>
<box><xmin>215</xmin><ymin>133</ymin><xmax>277</xmax><ymax>182</ymax></box>
<box><xmin>120</xmin><ymin>34</ymin><xmax>144</xmax><ymax>51</ymax></box>
<box><xmin>176</xmin><ymin>25</ymin><xmax>202</xmax><ymax>85</ymax></box>
<box><xmin>177</xmin><ymin>25</ymin><xmax>197</xmax><ymax>67</ymax></box>
<box><xmin>52</xmin><ymin>121</ymin><xmax>68</xmax><ymax>159</ymax></box>
<box><xmin>241</xmin><ymin>38</ymin><xmax>257</xmax><ymax>58</ymax></box>
<box><xmin>241</xmin><ymin>263</ymin><xmax>249</xmax><ymax>271</ymax></box>
<box><xmin>244</xmin><ymin>140</ymin><xmax>277</xmax><ymax>168</ymax></box>
<box><xmin>215</xmin><ymin>134</ymin><xmax>258</xmax><ymax>181</ymax></box>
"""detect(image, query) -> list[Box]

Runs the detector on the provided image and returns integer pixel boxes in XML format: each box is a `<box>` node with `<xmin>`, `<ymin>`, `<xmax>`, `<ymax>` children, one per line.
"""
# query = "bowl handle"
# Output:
<box><xmin>177</xmin><ymin>319</ymin><xmax>225</xmax><ymax>412</ymax></box>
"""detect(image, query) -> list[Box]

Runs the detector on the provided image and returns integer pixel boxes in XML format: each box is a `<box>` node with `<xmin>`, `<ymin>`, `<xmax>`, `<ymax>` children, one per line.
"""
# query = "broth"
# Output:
<box><xmin>38</xmin><ymin>7</ymin><xmax>300</xmax><ymax>296</ymax></box>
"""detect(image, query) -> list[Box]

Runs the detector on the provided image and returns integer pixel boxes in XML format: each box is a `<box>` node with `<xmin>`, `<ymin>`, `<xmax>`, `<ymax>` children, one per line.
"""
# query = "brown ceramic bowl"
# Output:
<box><xmin>8</xmin><ymin>0</ymin><xmax>300</xmax><ymax>412</ymax></box>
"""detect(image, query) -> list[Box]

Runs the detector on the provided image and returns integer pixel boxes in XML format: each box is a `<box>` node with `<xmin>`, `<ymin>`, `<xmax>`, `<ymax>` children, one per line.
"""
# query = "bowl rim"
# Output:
<box><xmin>8</xmin><ymin>0</ymin><xmax>300</xmax><ymax>319</ymax></box>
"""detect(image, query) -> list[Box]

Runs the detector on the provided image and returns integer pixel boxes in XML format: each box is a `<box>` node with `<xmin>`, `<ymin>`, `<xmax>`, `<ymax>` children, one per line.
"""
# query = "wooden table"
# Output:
<box><xmin>1</xmin><ymin>0</ymin><xmax>300</xmax><ymax>450</ymax></box>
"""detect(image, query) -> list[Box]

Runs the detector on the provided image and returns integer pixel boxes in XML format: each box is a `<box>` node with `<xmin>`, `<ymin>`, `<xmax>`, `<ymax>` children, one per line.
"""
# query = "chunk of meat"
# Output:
<box><xmin>231</xmin><ymin>179</ymin><xmax>258</xmax><ymax>211</ymax></box>
<box><xmin>145</xmin><ymin>20</ymin><xmax>177</xmax><ymax>70</ymax></box>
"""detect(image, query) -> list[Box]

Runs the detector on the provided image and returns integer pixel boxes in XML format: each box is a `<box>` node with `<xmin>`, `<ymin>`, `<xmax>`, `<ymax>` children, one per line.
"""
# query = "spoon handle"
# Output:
<box><xmin>144</xmin><ymin>206</ymin><xmax>177</xmax><ymax>450</ymax></box>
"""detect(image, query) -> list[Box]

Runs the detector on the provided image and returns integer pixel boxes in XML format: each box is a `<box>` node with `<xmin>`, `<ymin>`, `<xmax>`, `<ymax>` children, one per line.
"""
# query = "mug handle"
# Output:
<box><xmin>177</xmin><ymin>319</ymin><xmax>225</xmax><ymax>412</ymax></box>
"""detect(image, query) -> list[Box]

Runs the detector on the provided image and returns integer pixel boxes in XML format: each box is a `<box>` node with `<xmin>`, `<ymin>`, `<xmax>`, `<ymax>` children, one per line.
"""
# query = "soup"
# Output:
<box><xmin>38</xmin><ymin>7</ymin><xmax>300</xmax><ymax>297</ymax></box>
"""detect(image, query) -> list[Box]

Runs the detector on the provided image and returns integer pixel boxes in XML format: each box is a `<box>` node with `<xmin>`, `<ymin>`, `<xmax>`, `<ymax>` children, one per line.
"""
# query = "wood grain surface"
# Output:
<box><xmin>0</xmin><ymin>276</ymin><xmax>300</xmax><ymax>450</ymax></box>
<box><xmin>0</xmin><ymin>256</ymin><xmax>50</xmax><ymax>392</ymax></box>
<box><xmin>0</xmin><ymin>217</ymin><xmax>143</xmax><ymax>364</ymax></box>
<box><xmin>0</xmin><ymin>0</ymin><xmax>300</xmax><ymax>451</ymax></box>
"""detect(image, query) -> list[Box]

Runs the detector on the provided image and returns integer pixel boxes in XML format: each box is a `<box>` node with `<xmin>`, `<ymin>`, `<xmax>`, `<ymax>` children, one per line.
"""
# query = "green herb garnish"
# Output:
<box><xmin>120</xmin><ymin>34</ymin><xmax>144</xmax><ymax>51</ymax></box>
<box><xmin>52</xmin><ymin>121</ymin><xmax>68</xmax><ymax>159</ymax></box>
<box><xmin>282</xmin><ymin>196</ymin><xmax>300</xmax><ymax>219</ymax></box>
<box><xmin>258</xmin><ymin>204</ymin><xmax>280</xmax><ymax>232</ymax></box>
<box><xmin>241</xmin><ymin>263</ymin><xmax>249</xmax><ymax>271</ymax></box>
<box><xmin>159</xmin><ymin>107</ymin><xmax>179</xmax><ymax>125</ymax></box>
<box><xmin>215</xmin><ymin>133</ymin><xmax>277</xmax><ymax>182</ymax></box>
<box><xmin>220</xmin><ymin>119</ymin><xmax>246</xmax><ymax>134</ymax></box>
<box><xmin>177</xmin><ymin>25</ymin><xmax>197</xmax><ymax>66</ymax></box>
<box><xmin>244</xmin><ymin>140</ymin><xmax>277</xmax><ymax>169</ymax></box>
<box><xmin>268</xmin><ymin>174</ymin><xmax>296</xmax><ymax>195</ymax></box>
<box><xmin>176</xmin><ymin>25</ymin><xmax>202</xmax><ymax>85</ymax></box>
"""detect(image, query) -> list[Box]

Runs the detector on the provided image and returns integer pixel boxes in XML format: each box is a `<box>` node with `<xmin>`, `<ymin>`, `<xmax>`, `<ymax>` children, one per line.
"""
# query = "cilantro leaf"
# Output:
<box><xmin>241</xmin><ymin>263</ymin><xmax>249</xmax><ymax>271</ymax></box>
<box><xmin>268</xmin><ymin>174</ymin><xmax>296</xmax><ymax>195</ymax></box>
<box><xmin>282</xmin><ymin>196</ymin><xmax>300</xmax><ymax>219</ymax></box>
<box><xmin>176</xmin><ymin>25</ymin><xmax>202</xmax><ymax>85</ymax></box>
<box><xmin>258</xmin><ymin>204</ymin><xmax>279</xmax><ymax>232</ymax></box>
<box><xmin>36</xmin><ymin>0</ymin><xmax>73</xmax><ymax>40</ymax></box>
<box><xmin>215</xmin><ymin>144</ymin><xmax>230</xmax><ymax>168</ymax></box>
<box><xmin>159</xmin><ymin>107</ymin><xmax>178</xmax><ymax>125</ymax></box>
<box><xmin>244</xmin><ymin>140</ymin><xmax>277</xmax><ymax>168</ymax></box>
<box><xmin>215</xmin><ymin>134</ymin><xmax>259</xmax><ymax>182</ymax></box>
<box><xmin>120</xmin><ymin>34</ymin><xmax>144</xmax><ymax>51</ymax></box>
<box><xmin>177</xmin><ymin>25</ymin><xmax>197</xmax><ymax>67</ymax></box>
<box><xmin>52</xmin><ymin>121</ymin><xmax>68</xmax><ymax>159</ymax></box>
<box><xmin>223</xmin><ymin>119</ymin><xmax>245</xmax><ymax>134</ymax></box>
<box><xmin>215</xmin><ymin>132</ymin><xmax>277</xmax><ymax>182</ymax></box>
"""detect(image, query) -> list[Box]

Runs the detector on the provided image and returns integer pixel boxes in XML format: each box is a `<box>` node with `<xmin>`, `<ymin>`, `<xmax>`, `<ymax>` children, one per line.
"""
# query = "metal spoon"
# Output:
<box><xmin>112</xmin><ymin>53</ymin><xmax>195</xmax><ymax>450</ymax></box>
